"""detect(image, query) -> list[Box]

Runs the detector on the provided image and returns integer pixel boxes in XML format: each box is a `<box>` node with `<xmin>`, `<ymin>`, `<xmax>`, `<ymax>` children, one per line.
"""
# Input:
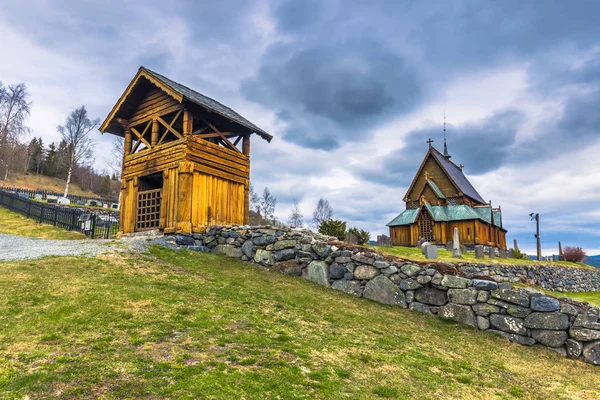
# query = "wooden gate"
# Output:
<box><xmin>419</xmin><ymin>209</ymin><xmax>434</xmax><ymax>242</ymax></box>
<box><xmin>136</xmin><ymin>188</ymin><xmax>162</xmax><ymax>231</ymax></box>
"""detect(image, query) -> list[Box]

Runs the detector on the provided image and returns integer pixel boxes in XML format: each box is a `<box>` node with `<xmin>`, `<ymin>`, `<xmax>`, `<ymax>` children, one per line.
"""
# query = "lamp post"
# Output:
<box><xmin>529</xmin><ymin>213</ymin><xmax>541</xmax><ymax>261</ymax></box>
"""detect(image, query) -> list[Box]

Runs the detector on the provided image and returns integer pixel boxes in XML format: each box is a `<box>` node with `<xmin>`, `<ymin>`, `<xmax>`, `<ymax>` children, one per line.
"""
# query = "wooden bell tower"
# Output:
<box><xmin>99</xmin><ymin>67</ymin><xmax>272</xmax><ymax>235</ymax></box>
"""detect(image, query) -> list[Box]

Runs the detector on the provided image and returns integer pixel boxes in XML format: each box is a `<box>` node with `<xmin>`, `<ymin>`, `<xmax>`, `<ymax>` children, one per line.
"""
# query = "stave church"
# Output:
<box><xmin>386</xmin><ymin>137</ymin><xmax>507</xmax><ymax>249</ymax></box>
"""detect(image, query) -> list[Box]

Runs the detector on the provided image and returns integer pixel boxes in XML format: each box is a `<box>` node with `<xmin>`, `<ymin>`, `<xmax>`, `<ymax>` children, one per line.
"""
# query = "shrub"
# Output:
<box><xmin>348</xmin><ymin>227</ymin><xmax>371</xmax><ymax>245</ymax></box>
<box><xmin>562</xmin><ymin>246</ymin><xmax>586</xmax><ymax>263</ymax></box>
<box><xmin>513</xmin><ymin>248</ymin><xmax>523</xmax><ymax>259</ymax></box>
<box><xmin>318</xmin><ymin>219</ymin><xmax>347</xmax><ymax>240</ymax></box>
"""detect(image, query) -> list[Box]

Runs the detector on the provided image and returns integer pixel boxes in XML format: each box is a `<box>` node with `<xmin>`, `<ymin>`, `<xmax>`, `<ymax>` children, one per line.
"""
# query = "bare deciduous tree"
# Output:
<box><xmin>312</xmin><ymin>197</ymin><xmax>333</xmax><ymax>228</ymax></box>
<box><xmin>288</xmin><ymin>199</ymin><xmax>304</xmax><ymax>228</ymax></box>
<box><xmin>260</xmin><ymin>187</ymin><xmax>277</xmax><ymax>221</ymax></box>
<box><xmin>57</xmin><ymin>106</ymin><xmax>100</xmax><ymax>197</ymax></box>
<box><xmin>0</xmin><ymin>82</ymin><xmax>31</xmax><ymax>179</ymax></box>
<box><xmin>105</xmin><ymin>136</ymin><xmax>124</xmax><ymax>179</ymax></box>
<box><xmin>249</xmin><ymin>183</ymin><xmax>260</xmax><ymax>214</ymax></box>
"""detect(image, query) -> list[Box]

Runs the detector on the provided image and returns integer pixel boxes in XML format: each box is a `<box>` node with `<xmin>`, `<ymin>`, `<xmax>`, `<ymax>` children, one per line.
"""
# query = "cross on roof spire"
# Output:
<box><xmin>443</xmin><ymin>112</ymin><xmax>451</xmax><ymax>158</ymax></box>
<box><xmin>427</xmin><ymin>138</ymin><xmax>434</xmax><ymax>147</ymax></box>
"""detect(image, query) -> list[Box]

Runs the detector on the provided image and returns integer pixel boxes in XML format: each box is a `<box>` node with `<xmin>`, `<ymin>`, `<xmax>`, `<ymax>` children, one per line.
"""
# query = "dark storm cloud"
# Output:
<box><xmin>241</xmin><ymin>37</ymin><xmax>421</xmax><ymax>149</ymax></box>
<box><xmin>359</xmin><ymin>109</ymin><xmax>524</xmax><ymax>188</ymax></box>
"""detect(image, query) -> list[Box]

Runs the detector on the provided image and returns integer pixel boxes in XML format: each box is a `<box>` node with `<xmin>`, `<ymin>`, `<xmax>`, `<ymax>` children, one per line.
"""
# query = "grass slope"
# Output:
<box><xmin>1</xmin><ymin>172</ymin><xmax>98</xmax><ymax>197</ymax></box>
<box><xmin>375</xmin><ymin>245</ymin><xmax>591</xmax><ymax>269</ymax></box>
<box><xmin>0</xmin><ymin>248</ymin><xmax>599</xmax><ymax>399</ymax></box>
<box><xmin>0</xmin><ymin>207</ymin><xmax>86</xmax><ymax>240</ymax></box>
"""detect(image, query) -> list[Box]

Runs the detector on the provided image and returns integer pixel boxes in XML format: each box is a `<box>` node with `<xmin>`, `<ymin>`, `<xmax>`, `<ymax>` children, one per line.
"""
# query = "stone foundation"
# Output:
<box><xmin>157</xmin><ymin>225</ymin><xmax>600</xmax><ymax>366</ymax></box>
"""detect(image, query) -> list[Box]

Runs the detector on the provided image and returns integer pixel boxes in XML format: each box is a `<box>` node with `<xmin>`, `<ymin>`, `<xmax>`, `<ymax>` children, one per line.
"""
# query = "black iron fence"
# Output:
<box><xmin>0</xmin><ymin>186</ymin><xmax>118</xmax><ymax>205</ymax></box>
<box><xmin>0</xmin><ymin>190</ymin><xmax>119</xmax><ymax>239</ymax></box>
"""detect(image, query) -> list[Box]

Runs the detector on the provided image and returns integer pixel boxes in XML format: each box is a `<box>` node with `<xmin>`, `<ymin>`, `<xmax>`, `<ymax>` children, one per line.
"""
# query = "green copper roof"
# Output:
<box><xmin>386</xmin><ymin>208</ymin><xmax>419</xmax><ymax>226</ymax></box>
<box><xmin>493</xmin><ymin>210</ymin><xmax>503</xmax><ymax>228</ymax></box>
<box><xmin>387</xmin><ymin>205</ymin><xmax>503</xmax><ymax>227</ymax></box>
<box><xmin>426</xmin><ymin>180</ymin><xmax>446</xmax><ymax>199</ymax></box>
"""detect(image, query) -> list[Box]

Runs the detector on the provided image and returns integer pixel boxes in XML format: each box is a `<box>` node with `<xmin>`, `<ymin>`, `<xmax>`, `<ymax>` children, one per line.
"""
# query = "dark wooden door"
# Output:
<box><xmin>419</xmin><ymin>210</ymin><xmax>434</xmax><ymax>242</ymax></box>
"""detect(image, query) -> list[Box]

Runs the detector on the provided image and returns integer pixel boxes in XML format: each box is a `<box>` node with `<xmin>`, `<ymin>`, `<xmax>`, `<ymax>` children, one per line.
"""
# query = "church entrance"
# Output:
<box><xmin>419</xmin><ymin>209</ymin><xmax>435</xmax><ymax>242</ymax></box>
<box><xmin>135</xmin><ymin>172</ymin><xmax>163</xmax><ymax>231</ymax></box>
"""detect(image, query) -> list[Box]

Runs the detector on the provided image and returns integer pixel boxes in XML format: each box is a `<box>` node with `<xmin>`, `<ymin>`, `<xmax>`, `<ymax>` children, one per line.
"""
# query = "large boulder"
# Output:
<box><xmin>275</xmin><ymin>260</ymin><xmax>302</xmax><ymax>276</ymax></box>
<box><xmin>254</xmin><ymin>249</ymin><xmax>273</xmax><ymax>265</ymax></box>
<box><xmin>582</xmin><ymin>341</ymin><xmax>600</xmax><ymax>365</ymax></box>
<box><xmin>414</xmin><ymin>287</ymin><xmax>448</xmax><ymax>306</ymax></box>
<box><xmin>531</xmin><ymin>329</ymin><xmax>568</xmax><ymax>347</ymax></box>
<box><xmin>490</xmin><ymin>289</ymin><xmax>530</xmax><ymax>307</ymax></box>
<box><xmin>409</xmin><ymin>302</ymin><xmax>432</xmax><ymax>314</ymax></box>
<box><xmin>215</xmin><ymin>244</ymin><xmax>243</xmax><ymax>258</ymax></box>
<box><xmin>331</xmin><ymin>280</ymin><xmax>363</xmax><ymax>297</ymax></box>
<box><xmin>253</xmin><ymin>235</ymin><xmax>277</xmax><ymax>246</ymax></box>
<box><xmin>507</xmin><ymin>304</ymin><xmax>532</xmax><ymax>319</ymax></box>
<box><xmin>311</xmin><ymin>243</ymin><xmax>330</xmax><ymax>258</ymax></box>
<box><xmin>439</xmin><ymin>303</ymin><xmax>477</xmax><ymax>328</ymax></box>
<box><xmin>441</xmin><ymin>275</ymin><xmax>469</xmax><ymax>289</ymax></box>
<box><xmin>241</xmin><ymin>240</ymin><xmax>254</xmax><ymax>258</ymax></box>
<box><xmin>472</xmin><ymin>303</ymin><xmax>500</xmax><ymax>316</ymax></box>
<box><xmin>569</xmin><ymin>327</ymin><xmax>600</xmax><ymax>341</ymax></box>
<box><xmin>530</xmin><ymin>295</ymin><xmax>560</xmax><ymax>312</ymax></box>
<box><xmin>477</xmin><ymin>316</ymin><xmax>490</xmax><ymax>330</ymax></box>
<box><xmin>328</xmin><ymin>263</ymin><xmax>346</xmax><ymax>280</ymax></box>
<box><xmin>565</xmin><ymin>339</ymin><xmax>583</xmax><ymax>359</ymax></box>
<box><xmin>400</xmin><ymin>264</ymin><xmax>422</xmax><ymax>277</ymax></box>
<box><xmin>363</xmin><ymin>276</ymin><xmax>407</xmax><ymax>307</ymax></box>
<box><xmin>399</xmin><ymin>278</ymin><xmax>422</xmax><ymax>291</ymax></box>
<box><xmin>273</xmin><ymin>239</ymin><xmax>296</xmax><ymax>251</ymax></box>
<box><xmin>306</xmin><ymin>261</ymin><xmax>329</xmax><ymax>286</ymax></box>
<box><xmin>472</xmin><ymin>279</ymin><xmax>498</xmax><ymax>291</ymax></box>
<box><xmin>273</xmin><ymin>248</ymin><xmax>296</xmax><ymax>261</ymax></box>
<box><xmin>448</xmin><ymin>288</ymin><xmax>478</xmax><ymax>305</ymax></box>
<box><xmin>351</xmin><ymin>254</ymin><xmax>374</xmax><ymax>265</ymax></box>
<box><xmin>176</xmin><ymin>235</ymin><xmax>195</xmax><ymax>246</ymax></box>
<box><xmin>354</xmin><ymin>265</ymin><xmax>380</xmax><ymax>280</ymax></box>
<box><xmin>524</xmin><ymin>312</ymin><xmax>570</xmax><ymax>330</ymax></box>
<box><xmin>489</xmin><ymin>314</ymin><xmax>527</xmax><ymax>336</ymax></box>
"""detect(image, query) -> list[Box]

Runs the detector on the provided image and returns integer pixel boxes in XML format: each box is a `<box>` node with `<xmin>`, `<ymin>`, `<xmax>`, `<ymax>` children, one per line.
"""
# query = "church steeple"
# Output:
<box><xmin>443</xmin><ymin>112</ymin><xmax>450</xmax><ymax>159</ymax></box>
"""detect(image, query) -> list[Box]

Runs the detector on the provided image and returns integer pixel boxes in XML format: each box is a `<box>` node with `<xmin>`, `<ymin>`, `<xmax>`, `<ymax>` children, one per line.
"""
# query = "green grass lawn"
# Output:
<box><xmin>0</xmin><ymin>207</ymin><xmax>86</xmax><ymax>240</ymax></box>
<box><xmin>1</xmin><ymin>248</ymin><xmax>599</xmax><ymax>399</ymax></box>
<box><xmin>375</xmin><ymin>245</ymin><xmax>591</xmax><ymax>269</ymax></box>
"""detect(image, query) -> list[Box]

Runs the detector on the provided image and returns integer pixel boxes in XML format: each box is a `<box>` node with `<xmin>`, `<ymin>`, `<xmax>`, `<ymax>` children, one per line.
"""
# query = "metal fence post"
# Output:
<box><xmin>91</xmin><ymin>214</ymin><xmax>96</xmax><ymax>239</ymax></box>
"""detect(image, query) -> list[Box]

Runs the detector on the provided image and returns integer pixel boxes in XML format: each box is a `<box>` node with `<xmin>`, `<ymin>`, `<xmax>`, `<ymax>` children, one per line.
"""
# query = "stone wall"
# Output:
<box><xmin>158</xmin><ymin>225</ymin><xmax>600</xmax><ymax>366</ymax></box>
<box><xmin>456</xmin><ymin>263</ymin><xmax>600</xmax><ymax>292</ymax></box>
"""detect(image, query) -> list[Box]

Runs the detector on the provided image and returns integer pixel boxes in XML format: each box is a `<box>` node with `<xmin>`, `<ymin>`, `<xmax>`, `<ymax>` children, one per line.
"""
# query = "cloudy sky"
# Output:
<box><xmin>1</xmin><ymin>0</ymin><xmax>599</xmax><ymax>255</ymax></box>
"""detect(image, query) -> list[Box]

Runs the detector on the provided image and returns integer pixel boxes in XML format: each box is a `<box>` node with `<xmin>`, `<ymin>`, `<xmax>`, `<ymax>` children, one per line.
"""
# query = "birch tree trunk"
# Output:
<box><xmin>64</xmin><ymin>163</ymin><xmax>73</xmax><ymax>198</ymax></box>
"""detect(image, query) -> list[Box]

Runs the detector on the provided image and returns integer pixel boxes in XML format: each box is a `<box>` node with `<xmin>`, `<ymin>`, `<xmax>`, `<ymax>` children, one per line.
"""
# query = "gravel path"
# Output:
<box><xmin>0</xmin><ymin>233</ymin><xmax>120</xmax><ymax>261</ymax></box>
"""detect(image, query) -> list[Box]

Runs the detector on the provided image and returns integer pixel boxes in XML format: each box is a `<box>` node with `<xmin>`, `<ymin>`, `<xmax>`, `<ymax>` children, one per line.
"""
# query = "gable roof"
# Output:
<box><xmin>100</xmin><ymin>67</ymin><xmax>273</xmax><ymax>142</ymax></box>
<box><xmin>425</xmin><ymin>179</ymin><xmax>446</xmax><ymax>199</ymax></box>
<box><xmin>404</xmin><ymin>146</ymin><xmax>486</xmax><ymax>205</ymax></box>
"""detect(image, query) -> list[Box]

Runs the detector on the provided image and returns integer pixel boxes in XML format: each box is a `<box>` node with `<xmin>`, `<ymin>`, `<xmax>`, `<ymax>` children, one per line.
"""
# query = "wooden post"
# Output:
<box><xmin>183</xmin><ymin>109</ymin><xmax>192</xmax><ymax>136</ymax></box>
<box><xmin>242</xmin><ymin>134</ymin><xmax>250</xmax><ymax>224</ymax></box>
<box><xmin>151</xmin><ymin>119</ymin><xmax>159</xmax><ymax>146</ymax></box>
<box><xmin>176</xmin><ymin>161</ymin><xmax>194</xmax><ymax>233</ymax></box>
<box><xmin>124</xmin><ymin>128</ymin><xmax>132</xmax><ymax>156</ymax></box>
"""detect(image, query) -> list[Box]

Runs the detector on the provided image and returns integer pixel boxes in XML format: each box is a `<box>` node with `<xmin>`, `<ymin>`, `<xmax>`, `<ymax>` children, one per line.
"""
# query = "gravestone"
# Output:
<box><xmin>514</xmin><ymin>239</ymin><xmax>519</xmax><ymax>251</ymax></box>
<box><xmin>34</xmin><ymin>194</ymin><xmax>43</xmax><ymax>201</ymax></box>
<box><xmin>57</xmin><ymin>197</ymin><xmax>71</xmax><ymax>205</ymax></box>
<box><xmin>446</xmin><ymin>240</ymin><xmax>453</xmax><ymax>250</ymax></box>
<box><xmin>377</xmin><ymin>235</ymin><xmax>392</xmax><ymax>247</ymax></box>
<box><xmin>347</xmin><ymin>233</ymin><xmax>359</xmax><ymax>245</ymax></box>
<box><xmin>420</xmin><ymin>241</ymin><xmax>431</xmax><ymax>255</ymax></box>
<box><xmin>424</xmin><ymin>244</ymin><xmax>438</xmax><ymax>259</ymax></box>
<box><xmin>508</xmin><ymin>248</ymin><xmax>515</xmax><ymax>258</ymax></box>
<box><xmin>474</xmin><ymin>245</ymin><xmax>485</xmax><ymax>259</ymax></box>
<box><xmin>452</xmin><ymin>228</ymin><xmax>462</xmax><ymax>258</ymax></box>
<box><xmin>47</xmin><ymin>195</ymin><xmax>58</xmax><ymax>204</ymax></box>
<box><xmin>550</xmin><ymin>255</ymin><xmax>554</xmax><ymax>265</ymax></box>
<box><xmin>488</xmin><ymin>246</ymin><xmax>496</xmax><ymax>259</ymax></box>
<box><xmin>498</xmin><ymin>248</ymin><xmax>506</xmax><ymax>258</ymax></box>
<box><xmin>416</xmin><ymin>238</ymin><xmax>426</xmax><ymax>248</ymax></box>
